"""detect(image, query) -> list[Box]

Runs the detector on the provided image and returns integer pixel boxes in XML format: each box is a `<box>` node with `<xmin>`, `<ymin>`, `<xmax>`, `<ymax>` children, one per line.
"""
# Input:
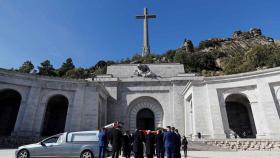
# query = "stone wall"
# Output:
<box><xmin>205</xmin><ymin>139</ymin><xmax>280</xmax><ymax>151</ymax></box>
<box><xmin>0</xmin><ymin>136</ymin><xmax>43</xmax><ymax>148</ymax></box>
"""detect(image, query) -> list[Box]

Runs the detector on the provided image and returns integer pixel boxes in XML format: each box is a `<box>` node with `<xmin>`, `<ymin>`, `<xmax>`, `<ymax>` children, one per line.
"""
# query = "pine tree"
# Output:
<box><xmin>38</xmin><ymin>60</ymin><xmax>57</xmax><ymax>76</ymax></box>
<box><xmin>58</xmin><ymin>58</ymin><xmax>75</xmax><ymax>77</ymax></box>
<box><xmin>18</xmin><ymin>60</ymin><xmax>34</xmax><ymax>73</ymax></box>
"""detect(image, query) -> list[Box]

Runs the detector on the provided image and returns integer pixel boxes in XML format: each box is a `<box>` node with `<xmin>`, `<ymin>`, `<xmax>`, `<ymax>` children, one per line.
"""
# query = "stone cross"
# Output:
<box><xmin>136</xmin><ymin>8</ymin><xmax>156</xmax><ymax>57</ymax></box>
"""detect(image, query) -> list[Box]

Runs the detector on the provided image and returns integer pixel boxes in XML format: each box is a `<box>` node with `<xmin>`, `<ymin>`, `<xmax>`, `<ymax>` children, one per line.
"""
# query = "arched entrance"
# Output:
<box><xmin>225</xmin><ymin>94</ymin><xmax>257</xmax><ymax>138</ymax></box>
<box><xmin>0</xmin><ymin>89</ymin><xmax>21</xmax><ymax>136</ymax></box>
<box><xmin>128</xmin><ymin>97</ymin><xmax>163</xmax><ymax>131</ymax></box>
<box><xmin>42</xmin><ymin>95</ymin><xmax>69</xmax><ymax>136</ymax></box>
<box><xmin>136</xmin><ymin>108</ymin><xmax>155</xmax><ymax>130</ymax></box>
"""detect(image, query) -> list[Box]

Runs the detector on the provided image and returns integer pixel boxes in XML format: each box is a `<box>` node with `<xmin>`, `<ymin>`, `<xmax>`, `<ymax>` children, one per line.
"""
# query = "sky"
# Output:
<box><xmin>0</xmin><ymin>0</ymin><xmax>280</xmax><ymax>69</ymax></box>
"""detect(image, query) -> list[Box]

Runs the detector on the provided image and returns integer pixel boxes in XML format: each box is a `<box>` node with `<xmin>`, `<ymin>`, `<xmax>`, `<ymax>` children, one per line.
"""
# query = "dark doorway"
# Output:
<box><xmin>226</xmin><ymin>94</ymin><xmax>256</xmax><ymax>138</ymax></box>
<box><xmin>0</xmin><ymin>89</ymin><xmax>21</xmax><ymax>136</ymax></box>
<box><xmin>136</xmin><ymin>108</ymin><xmax>155</xmax><ymax>130</ymax></box>
<box><xmin>42</xmin><ymin>95</ymin><xmax>68</xmax><ymax>136</ymax></box>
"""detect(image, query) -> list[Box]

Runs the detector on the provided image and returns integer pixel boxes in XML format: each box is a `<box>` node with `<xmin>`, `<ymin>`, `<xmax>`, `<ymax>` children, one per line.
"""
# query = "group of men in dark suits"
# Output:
<box><xmin>98</xmin><ymin>125</ymin><xmax>188</xmax><ymax>158</ymax></box>
<box><xmin>162</xmin><ymin>126</ymin><xmax>183</xmax><ymax>158</ymax></box>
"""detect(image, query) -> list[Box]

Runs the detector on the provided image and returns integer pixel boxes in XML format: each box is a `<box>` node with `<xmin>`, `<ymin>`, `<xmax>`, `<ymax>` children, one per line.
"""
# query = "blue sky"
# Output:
<box><xmin>0</xmin><ymin>0</ymin><xmax>279</xmax><ymax>69</ymax></box>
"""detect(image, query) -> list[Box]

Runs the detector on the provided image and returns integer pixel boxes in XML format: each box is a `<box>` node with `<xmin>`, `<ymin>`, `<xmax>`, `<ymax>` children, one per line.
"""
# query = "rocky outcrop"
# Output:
<box><xmin>182</xmin><ymin>39</ymin><xmax>194</xmax><ymax>53</ymax></box>
<box><xmin>275</xmin><ymin>40</ymin><xmax>280</xmax><ymax>46</ymax></box>
<box><xmin>197</xmin><ymin>28</ymin><xmax>275</xmax><ymax>53</ymax></box>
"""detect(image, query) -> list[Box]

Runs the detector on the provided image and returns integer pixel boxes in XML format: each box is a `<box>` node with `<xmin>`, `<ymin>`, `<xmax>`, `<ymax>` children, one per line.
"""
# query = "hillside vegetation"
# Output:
<box><xmin>124</xmin><ymin>28</ymin><xmax>280</xmax><ymax>76</ymax></box>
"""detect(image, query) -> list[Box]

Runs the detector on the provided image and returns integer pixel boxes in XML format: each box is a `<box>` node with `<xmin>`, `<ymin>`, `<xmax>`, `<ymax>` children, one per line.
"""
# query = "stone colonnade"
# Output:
<box><xmin>0</xmin><ymin>70</ymin><xmax>109</xmax><ymax>137</ymax></box>
<box><xmin>183</xmin><ymin>68</ymin><xmax>280</xmax><ymax>139</ymax></box>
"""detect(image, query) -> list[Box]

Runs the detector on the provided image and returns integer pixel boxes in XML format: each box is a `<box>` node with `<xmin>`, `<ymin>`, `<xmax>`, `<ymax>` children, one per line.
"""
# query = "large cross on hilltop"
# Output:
<box><xmin>136</xmin><ymin>8</ymin><xmax>156</xmax><ymax>57</ymax></box>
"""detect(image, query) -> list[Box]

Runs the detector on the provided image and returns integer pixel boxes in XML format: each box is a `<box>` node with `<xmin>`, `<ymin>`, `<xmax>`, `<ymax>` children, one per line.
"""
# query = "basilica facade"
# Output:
<box><xmin>0</xmin><ymin>63</ymin><xmax>280</xmax><ymax>140</ymax></box>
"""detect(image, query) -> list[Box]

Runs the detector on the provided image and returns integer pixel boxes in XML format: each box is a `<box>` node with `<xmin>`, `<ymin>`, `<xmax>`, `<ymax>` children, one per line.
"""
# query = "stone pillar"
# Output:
<box><xmin>12</xmin><ymin>100</ymin><xmax>28</xmax><ymax>136</ymax></box>
<box><xmin>32</xmin><ymin>102</ymin><xmax>47</xmax><ymax>136</ymax></box>
<box><xmin>79</xmin><ymin>87</ymin><xmax>99</xmax><ymax>131</ymax></box>
<box><xmin>249</xmin><ymin>101</ymin><xmax>267</xmax><ymax>138</ymax></box>
<box><xmin>207</xmin><ymin>88</ymin><xmax>227</xmax><ymax>139</ymax></box>
<box><xmin>172</xmin><ymin>81</ymin><xmax>186</xmax><ymax>135</ymax></box>
<box><xmin>13</xmin><ymin>86</ymin><xmax>41</xmax><ymax>136</ymax></box>
<box><xmin>257</xmin><ymin>80</ymin><xmax>280</xmax><ymax>138</ymax></box>
<box><xmin>68</xmin><ymin>87</ymin><xmax>86</xmax><ymax>132</ymax></box>
<box><xmin>184</xmin><ymin>98</ymin><xmax>194</xmax><ymax>138</ymax></box>
<box><xmin>191</xmin><ymin>86</ymin><xmax>213</xmax><ymax>139</ymax></box>
<box><xmin>218</xmin><ymin>97</ymin><xmax>231</xmax><ymax>138</ymax></box>
<box><xmin>64</xmin><ymin>103</ymin><xmax>74</xmax><ymax>132</ymax></box>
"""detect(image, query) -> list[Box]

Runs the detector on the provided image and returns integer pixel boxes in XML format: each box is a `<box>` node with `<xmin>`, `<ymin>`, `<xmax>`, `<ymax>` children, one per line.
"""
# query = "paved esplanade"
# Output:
<box><xmin>136</xmin><ymin>8</ymin><xmax>156</xmax><ymax>57</ymax></box>
<box><xmin>6</xmin><ymin>149</ymin><xmax>280</xmax><ymax>158</ymax></box>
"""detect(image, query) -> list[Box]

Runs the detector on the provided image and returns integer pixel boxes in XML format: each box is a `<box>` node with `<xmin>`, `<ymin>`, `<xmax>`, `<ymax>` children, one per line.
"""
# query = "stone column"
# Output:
<box><xmin>13</xmin><ymin>86</ymin><xmax>41</xmax><ymax>136</ymax></box>
<box><xmin>68</xmin><ymin>87</ymin><xmax>86</xmax><ymax>131</ymax></box>
<box><xmin>32</xmin><ymin>102</ymin><xmax>47</xmax><ymax>136</ymax></box>
<box><xmin>207</xmin><ymin>88</ymin><xmax>227</xmax><ymax>139</ymax></box>
<box><xmin>172</xmin><ymin>81</ymin><xmax>186</xmax><ymax>135</ymax></box>
<box><xmin>64</xmin><ymin>103</ymin><xmax>74</xmax><ymax>132</ymax></box>
<box><xmin>79</xmin><ymin>86</ymin><xmax>100</xmax><ymax>131</ymax></box>
<box><xmin>257</xmin><ymin>80</ymin><xmax>280</xmax><ymax>138</ymax></box>
<box><xmin>191</xmin><ymin>86</ymin><xmax>213</xmax><ymax>139</ymax></box>
<box><xmin>249</xmin><ymin>101</ymin><xmax>267</xmax><ymax>138</ymax></box>
<box><xmin>12</xmin><ymin>100</ymin><xmax>28</xmax><ymax>136</ymax></box>
<box><xmin>184</xmin><ymin>98</ymin><xmax>194</xmax><ymax>138</ymax></box>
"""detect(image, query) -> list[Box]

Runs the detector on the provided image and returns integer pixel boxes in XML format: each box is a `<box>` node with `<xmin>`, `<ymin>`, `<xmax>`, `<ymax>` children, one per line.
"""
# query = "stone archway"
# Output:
<box><xmin>128</xmin><ymin>97</ymin><xmax>163</xmax><ymax>131</ymax></box>
<box><xmin>0</xmin><ymin>89</ymin><xmax>22</xmax><ymax>136</ymax></box>
<box><xmin>225</xmin><ymin>94</ymin><xmax>257</xmax><ymax>138</ymax></box>
<box><xmin>41</xmin><ymin>95</ymin><xmax>69</xmax><ymax>136</ymax></box>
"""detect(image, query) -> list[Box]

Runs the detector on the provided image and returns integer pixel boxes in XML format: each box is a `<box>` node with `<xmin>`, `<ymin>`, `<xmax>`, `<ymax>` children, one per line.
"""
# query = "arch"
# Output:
<box><xmin>128</xmin><ymin>96</ymin><xmax>163</xmax><ymax>131</ymax></box>
<box><xmin>136</xmin><ymin>108</ymin><xmax>155</xmax><ymax>130</ymax></box>
<box><xmin>41</xmin><ymin>90</ymin><xmax>72</xmax><ymax>105</ymax></box>
<box><xmin>225</xmin><ymin>93</ymin><xmax>257</xmax><ymax>138</ymax></box>
<box><xmin>41</xmin><ymin>94</ymin><xmax>69</xmax><ymax>136</ymax></box>
<box><xmin>0</xmin><ymin>89</ymin><xmax>22</xmax><ymax>136</ymax></box>
<box><xmin>223</xmin><ymin>88</ymin><xmax>257</xmax><ymax>103</ymax></box>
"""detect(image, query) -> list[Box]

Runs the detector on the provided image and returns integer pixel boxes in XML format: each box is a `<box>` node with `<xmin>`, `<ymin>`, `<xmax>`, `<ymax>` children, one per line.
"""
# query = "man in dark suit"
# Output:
<box><xmin>110</xmin><ymin>126</ymin><xmax>123</xmax><ymax>158</ymax></box>
<box><xmin>145</xmin><ymin>130</ymin><xmax>155</xmax><ymax>158</ymax></box>
<box><xmin>155</xmin><ymin>129</ymin><xmax>164</xmax><ymax>158</ymax></box>
<box><xmin>163</xmin><ymin>126</ymin><xmax>175</xmax><ymax>158</ymax></box>
<box><xmin>182</xmin><ymin>136</ymin><xmax>188</xmax><ymax>158</ymax></box>
<box><xmin>98</xmin><ymin>128</ymin><xmax>108</xmax><ymax>158</ymax></box>
<box><xmin>122</xmin><ymin>130</ymin><xmax>132</xmax><ymax>158</ymax></box>
<box><xmin>173</xmin><ymin>128</ymin><xmax>181</xmax><ymax>158</ymax></box>
<box><xmin>133</xmin><ymin>129</ymin><xmax>145</xmax><ymax>158</ymax></box>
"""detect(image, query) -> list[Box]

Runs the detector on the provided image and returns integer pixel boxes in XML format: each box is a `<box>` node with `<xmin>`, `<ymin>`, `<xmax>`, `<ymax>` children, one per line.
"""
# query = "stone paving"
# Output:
<box><xmin>4</xmin><ymin>149</ymin><xmax>280</xmax><ymax>158</ymax></box>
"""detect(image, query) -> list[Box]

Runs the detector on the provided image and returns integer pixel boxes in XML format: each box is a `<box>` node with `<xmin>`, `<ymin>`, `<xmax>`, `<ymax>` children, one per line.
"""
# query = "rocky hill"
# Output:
<box><xmin>191</xmin><ymin>28</ymin><xmax>275</xmax><ymax>53</ymax></box>
<box><xmin>126</xmin><ymin>28</ymin><xmax>280</xmax><ymax>76</ymax></box>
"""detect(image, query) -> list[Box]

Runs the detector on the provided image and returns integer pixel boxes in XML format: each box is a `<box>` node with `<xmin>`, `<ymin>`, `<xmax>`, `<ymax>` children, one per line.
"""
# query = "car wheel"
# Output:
<box><xmin>80</xmin><ymin>150</ymin><xmax>93</xmax><ymax>158</ymax></box>
<box><xmin>17</xmin><ymin>149</ymin><xmax>29</xmax><ymax>158</ymax></box>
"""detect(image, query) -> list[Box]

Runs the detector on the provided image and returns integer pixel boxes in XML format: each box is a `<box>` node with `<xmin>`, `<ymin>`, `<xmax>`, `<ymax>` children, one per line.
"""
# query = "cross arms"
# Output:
<box><xmin>136</xmin><ymin>15</ymin><xmax>157</xmax><ymax>19</ymax></box>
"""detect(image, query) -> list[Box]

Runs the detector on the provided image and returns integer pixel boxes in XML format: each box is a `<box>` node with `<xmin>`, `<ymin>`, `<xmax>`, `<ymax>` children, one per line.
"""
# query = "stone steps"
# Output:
<box><xmin>188</xmin><ymin>141</ymin><xmax>232</xmax><ymax>151</ymax></box>
<box><xmin>205</xmin><ymin>139</ymin><xmax>280</xmax><ymax>151</ymax></box>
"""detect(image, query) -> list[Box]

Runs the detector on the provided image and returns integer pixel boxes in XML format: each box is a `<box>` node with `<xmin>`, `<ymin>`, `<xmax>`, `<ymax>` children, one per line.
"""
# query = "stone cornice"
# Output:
<box><xmin>181</xmin><ymin>67</ymin><xmax>280</xmax><ymax>95</ymax></box>
<box><xmin>203</xmin><ymin>66</ymin><xmax>280</xmax><ymax>84</ymax></box>
<box><xmin>0</xmin><ymin>68</ymin><xmax>111</xmax><ymax>96</ymax></box>
<box><xmin>0</xmin><ymin>68</ymin><xmax>92</xmax><ymax>84</ymax></box>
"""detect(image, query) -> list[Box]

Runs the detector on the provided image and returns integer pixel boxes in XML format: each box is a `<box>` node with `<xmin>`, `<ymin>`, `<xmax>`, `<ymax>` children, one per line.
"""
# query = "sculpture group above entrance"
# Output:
<box><xmin>134</xmin><ymin>64</ymin><xmax>157</xmax><ymax>78</ymax></box>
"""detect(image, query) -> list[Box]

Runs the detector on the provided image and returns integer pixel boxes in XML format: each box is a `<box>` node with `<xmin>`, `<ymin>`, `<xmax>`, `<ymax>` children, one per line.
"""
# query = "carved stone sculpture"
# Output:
<box><xmin>134</xmin><ymin>64</ymin><xmax>156</xmax><ymax>78</ymax></box>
